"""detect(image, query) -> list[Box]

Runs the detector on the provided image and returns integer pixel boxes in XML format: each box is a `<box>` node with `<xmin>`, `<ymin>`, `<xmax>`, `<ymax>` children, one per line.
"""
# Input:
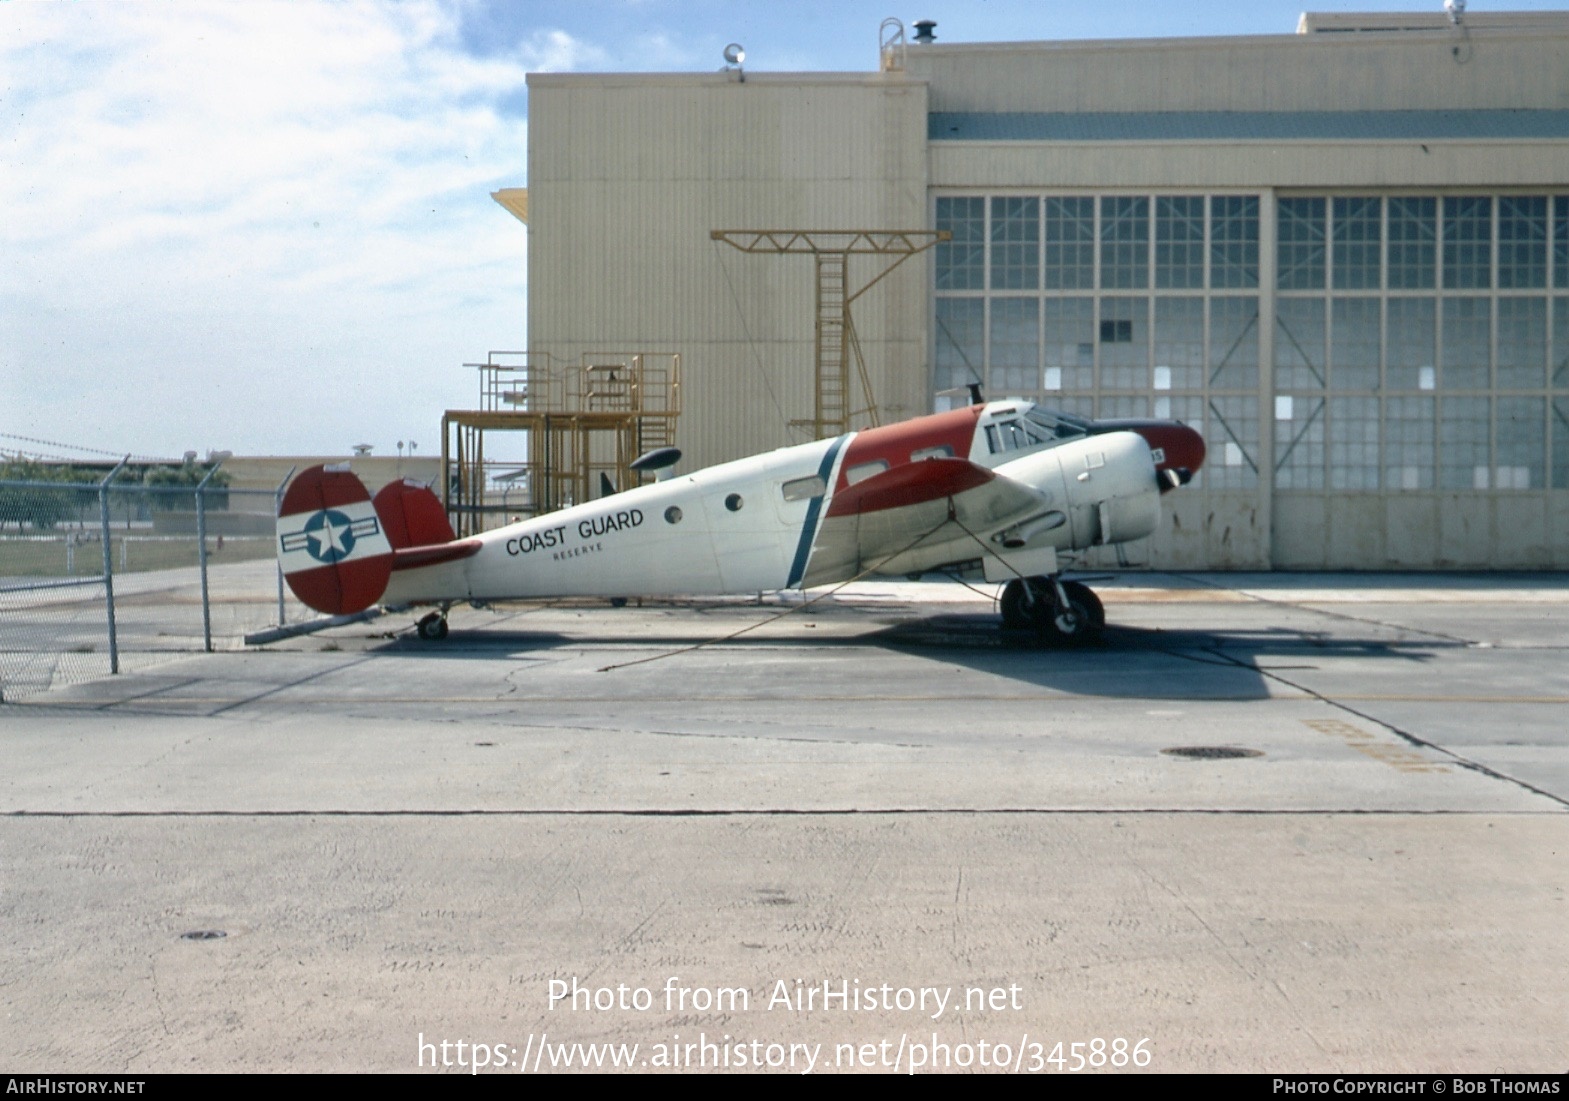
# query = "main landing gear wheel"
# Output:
<box><xmin>999</xmin><ymin>577</ymin><xmax>1104</xmax><ymax>644</ymax></box>
<box><xmin>416</xmin><ymin>611</ymin><xmax>449</xmax><ymax>641</ymax></box>
<box><xmin>999</xmin><ymin>578</ymin><xmax>1049</xmax><ymax>630</ymax></box>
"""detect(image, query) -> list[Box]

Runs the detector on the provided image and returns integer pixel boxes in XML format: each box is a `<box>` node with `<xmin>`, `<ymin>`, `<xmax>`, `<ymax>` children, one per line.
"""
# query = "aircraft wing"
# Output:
<box><xmin>800</xmin><ymin>457</ymin><xmax>1051</xmax><ymax>586</ymax></box>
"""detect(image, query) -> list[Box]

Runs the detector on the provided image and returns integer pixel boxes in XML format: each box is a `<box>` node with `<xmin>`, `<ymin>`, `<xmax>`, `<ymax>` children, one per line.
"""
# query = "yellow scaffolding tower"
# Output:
<box><xmin>442</xmin><ymin>352</ymin><xmax>681</xmax><ymax>536</ymax></box>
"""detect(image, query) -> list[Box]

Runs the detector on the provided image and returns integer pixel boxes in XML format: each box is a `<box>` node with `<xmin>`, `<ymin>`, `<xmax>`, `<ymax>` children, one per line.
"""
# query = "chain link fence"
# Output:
<box><xmin>0</xmin><ymin>471</ymin><xmax>303</xmax><ymax>700</ymax></box>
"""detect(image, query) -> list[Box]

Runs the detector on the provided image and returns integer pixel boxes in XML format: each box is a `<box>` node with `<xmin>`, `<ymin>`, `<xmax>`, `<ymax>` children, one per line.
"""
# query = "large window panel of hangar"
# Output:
<box><xmin>1334</xmin><ymin>197</ymin><xmax>1382</xmax><ymax>291</ymax></box>
<box><xmin>933</xmin><ymin>296</ymin><xmax>983</xmax><ymax>397</ymax></box>
<box><xmin>934</xmin><ymin>197</ymin><xmax>985</xmax><ymax>291</ymax></box>
<box><xmin>931</xmin><ymin>193</ymin><xmax>1264</xmax><ymax>492</ymax></box>
<box><xmin>990</xmin><ymin>197</ymin><xmax>1040</xmax><ymax>291</ymax></box>
<box><xmin>1043</xmin><ymin>297</ymin><xmax>1094</xmax><ymax>397</ymax></box>
<box><xmin>1498</xmin><ymin>397</ymin><xmax>1546</xmax><ymax>491</ymax></box>
<box><xmin>1385</xmin><ymin>396</ymin><xmax>1436</xmax><ymax>491</ymax></box>
<box><xmin>1156</xmin><ymin>197</ymin><xmax>1205</xmax><ymax>290</ymax></box>
<box><xmin>1044</xmin><ymin>198</ymin><xmax>1094</xmax><ymax>290</ymax></box>
<box><xmin>1388</xmin><ymin>197</ymin><xmax>1437</xmax><ymax>290</ymax></box>
<box><xmin>1555</xmin><ymin>394</ymin><xmax>1569</xmax><ymax>491</ymax></box>
<box><xmin>1154</xmin><ymin>297</ymin><xmax>1204</xmax><ymax>392</ymax></box>
<box><xmin>1272</xmin><ymin>192</ymin><xmax>1568</xmax><ymax>497</ymax></box>
<box><xmin>1101</xmin><ymin>197</ymin><xmax>1150</xmax><ymax>290</ymax></box>
<box><xmin>1441</xmin><ymin>396</ymin><xmax>1492</xmax><ymax>490</ymax></box>
<box><xmin>1557</xmin><ymin>290</ymin><xmax>1569</xmax><ymax>489</ymax></box>
<box><xmin>1099</xmin><ymin>296</ymin><xmax>1149</xmax><ymax>392</ymax></box>
<box><xmin>1557</xmin><ymin>198</ymin><xmax>1569</xmax><ymax>291</ymax></box>
<box><xmin>1210</xmin><ymin>196</ymin><xmax>1260</xmax><ymax>290</ymax></box>
<box><xmin>988</xmin><ymin>297</ymin><xmax>1039</xmax><ymax>395</ymax></box>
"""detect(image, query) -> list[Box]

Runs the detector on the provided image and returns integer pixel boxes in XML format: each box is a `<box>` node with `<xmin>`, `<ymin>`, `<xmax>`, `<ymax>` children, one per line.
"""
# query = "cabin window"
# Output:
<box><xmin>910</xmin><ymin>444</ymin><xmax>954</xmax><ymax>462</ymax></box>
<box><xmin>725</xmin><ymin>493</ymin><xmax>744</xmax><ymax>511</ymax></box>
<box><xmin>845</xmin><ymin>460</ymin><xmax>889</xmax><ymax>485</ymax></box>
<box><xmin>781</xmin><ymin>475</ymin><xmax>826</xmax><ymax>501</ymax></box>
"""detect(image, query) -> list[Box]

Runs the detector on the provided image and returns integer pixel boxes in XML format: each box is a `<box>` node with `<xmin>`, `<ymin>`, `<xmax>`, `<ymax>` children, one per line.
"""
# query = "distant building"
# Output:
<box><xmin>524</xmin><ymin>11</ymin><xmax>1569</xmax><ymax>568</ymax></box>
<box><xmin>222</xmin><ymin>456</ymin><xmax>440</xmax><ymax>495</ymax></box>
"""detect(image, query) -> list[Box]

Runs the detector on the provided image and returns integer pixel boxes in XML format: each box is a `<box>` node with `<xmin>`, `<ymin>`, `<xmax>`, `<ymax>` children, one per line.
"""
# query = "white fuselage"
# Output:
<box><xmin>383</xmin><ymin>439</ymin><xmax>843</xmax><ymax>603</ymax></box>
<box><xmin>382</xmin><ymin>412</ymin><xmax>1160</xmax><ymax>605</ymax></box>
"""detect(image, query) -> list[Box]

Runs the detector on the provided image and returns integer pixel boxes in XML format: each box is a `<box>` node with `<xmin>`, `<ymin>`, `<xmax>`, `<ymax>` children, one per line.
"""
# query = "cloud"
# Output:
<box><xmin>517</xmin><ymin>27</ymin><xmax>611</xmax><ymax>72</ymax></box>
<box><xmin>0</xmin><ymin>1</ymin><xmax>572</xmax><ymax>458</ymax></box>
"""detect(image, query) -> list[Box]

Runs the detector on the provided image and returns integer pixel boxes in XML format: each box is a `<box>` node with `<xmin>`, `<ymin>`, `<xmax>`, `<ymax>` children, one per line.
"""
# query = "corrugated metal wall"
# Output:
<box><xmin>528</xmin><ymin>74</ymin><xmax>929</xmax><ymax>473</ymax></box>
<box><xmin>904</xmin><ymin>29</ymin><xmax>1569</xmax><ymax>115</ymax></box>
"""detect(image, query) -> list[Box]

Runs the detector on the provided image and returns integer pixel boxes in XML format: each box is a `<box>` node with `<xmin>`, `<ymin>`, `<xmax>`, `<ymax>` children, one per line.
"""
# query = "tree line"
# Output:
<box><xmin>0</xmin><ymin>457</ymin><xmax>231</xmax><ymax>532</ymax></box>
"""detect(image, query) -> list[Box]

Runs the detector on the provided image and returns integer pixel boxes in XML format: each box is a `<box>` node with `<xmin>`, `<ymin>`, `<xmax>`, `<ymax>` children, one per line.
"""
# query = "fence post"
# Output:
<box><xmin>98</xmin><ymin>457</ymin><xmax>129</xmax><ymax>674</ymax></box>
<box><xmin>274</xmin><ymin>466</ymin><xmax>296</xmax><ymax>627</ymax></box>
<box><xmin>195</xmin><ymin>458</ymin><xmax>227</xmax><ymax>653</ymax></box>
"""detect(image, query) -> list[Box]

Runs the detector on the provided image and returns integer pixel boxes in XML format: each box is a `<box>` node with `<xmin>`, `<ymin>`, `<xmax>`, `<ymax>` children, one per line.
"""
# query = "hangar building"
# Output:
<box><xmin>523</xmin><ymin>11</ymin><xmax>1569</xmax><ymax>569</ymax></box>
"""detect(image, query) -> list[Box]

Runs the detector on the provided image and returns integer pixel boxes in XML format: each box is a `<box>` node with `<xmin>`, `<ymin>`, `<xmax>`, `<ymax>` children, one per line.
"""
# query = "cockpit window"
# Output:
<box><xmin>985</xmin><ymin>419</ymin><xmax>1047</xmax><ymax>453</ymax></box>
<box><xmin>1024</xmin><ymin>407</ymin><xmax>1092</xmax><ymax>441</ymax></box>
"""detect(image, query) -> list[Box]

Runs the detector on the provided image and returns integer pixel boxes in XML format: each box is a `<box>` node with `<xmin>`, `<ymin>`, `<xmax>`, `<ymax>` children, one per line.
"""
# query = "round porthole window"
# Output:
<box><xmin>664</xmin><ymin>506</ymin><xmax>683</xmax><ymax>524</ymax></box>
<box><xmin>725</xmin><ymin>493</ymin><xmax>744</xmax><ymax>512</ymax></box>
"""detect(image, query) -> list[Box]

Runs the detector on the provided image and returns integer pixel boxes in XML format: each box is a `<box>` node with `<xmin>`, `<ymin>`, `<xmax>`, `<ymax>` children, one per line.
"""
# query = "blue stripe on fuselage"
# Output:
<box><xmin>786</xmin><ymin>435</ymin><xmax>848</xmax><ymax>588</ymax></box>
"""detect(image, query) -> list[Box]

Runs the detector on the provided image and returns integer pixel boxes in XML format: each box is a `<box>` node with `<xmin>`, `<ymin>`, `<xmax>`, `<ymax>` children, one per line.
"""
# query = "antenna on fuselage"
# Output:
<box><xmin>967</xmin><ymin>383</ymin><xmax>984</xmax><ymax>406</ymax></box>
<box><xmin>631</xmin><ymin>446</ymin><xmax>683</xmax><ymax>483</ymax></box>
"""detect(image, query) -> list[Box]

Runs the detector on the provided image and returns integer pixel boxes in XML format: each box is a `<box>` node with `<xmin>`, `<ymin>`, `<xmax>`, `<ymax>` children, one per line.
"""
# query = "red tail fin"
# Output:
<box><xmin>276</xmin><ymin>465</ymin><xmax>393</xmax><ymax>615</ymax></box>
<box><xmin>373</xmin><ymin>479</ymin><xmax>456</xmax><ymax>549</ymax></box>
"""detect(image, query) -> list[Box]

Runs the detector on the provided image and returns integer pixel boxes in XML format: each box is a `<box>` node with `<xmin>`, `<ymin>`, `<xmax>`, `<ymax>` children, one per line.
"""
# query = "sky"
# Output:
<box><xmin>3</xmin><ymin>0</ymin><xmax>1566</xmax><ymax>462</ymax></box>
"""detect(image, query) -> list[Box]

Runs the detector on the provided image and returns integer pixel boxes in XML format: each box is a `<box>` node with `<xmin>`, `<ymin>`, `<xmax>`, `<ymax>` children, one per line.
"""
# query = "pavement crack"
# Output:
<box><xmin>1131</xmin><ymin>858</ymin><xmax>1329</xmax><ymax>1056</ymax></box>
<box><xmin>952</xmin><ymin>865</ymin><xmax>964</xmax><ymax>948</ymax></box>
<box><xmin>149</xmin><ymin>958</ymin><xmax>172</xmax><ymax>1037</ymax></box>
<box><xmin>205</xmin><ymin>655</ymin><xmax>378</xmax><ymax>717</ymax></box>
<box><xmin>1160</xmin><ymin>572</ymin><xmax>1478</xmax><ymax>645</ymax></box>
<box><xmin>1195</xmin><ymin>645</ymin><xmax>1569</xmax><ymax>811</ymax></box>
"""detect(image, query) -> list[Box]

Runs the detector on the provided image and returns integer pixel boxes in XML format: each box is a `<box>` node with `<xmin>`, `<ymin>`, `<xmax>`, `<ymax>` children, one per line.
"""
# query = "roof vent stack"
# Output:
<box><xmin>913</xmin><ymin>19</ymin><xmax>937</xmax><ymax>44</ymax></box>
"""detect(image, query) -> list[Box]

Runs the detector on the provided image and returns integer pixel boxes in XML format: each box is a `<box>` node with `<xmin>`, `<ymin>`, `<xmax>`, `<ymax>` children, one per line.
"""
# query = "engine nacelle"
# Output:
<box><xmin>994</xmin><ymin>431</ymin><xmax>1160</xmax><ymax>553</ymax></box>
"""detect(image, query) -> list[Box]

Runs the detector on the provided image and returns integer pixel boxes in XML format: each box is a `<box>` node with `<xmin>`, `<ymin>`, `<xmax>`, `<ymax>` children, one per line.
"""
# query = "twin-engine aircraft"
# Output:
<box><xmin>275</xmin><ymin>401</ymin><xmax>1204</xmax><ymax>643</ymax></box>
